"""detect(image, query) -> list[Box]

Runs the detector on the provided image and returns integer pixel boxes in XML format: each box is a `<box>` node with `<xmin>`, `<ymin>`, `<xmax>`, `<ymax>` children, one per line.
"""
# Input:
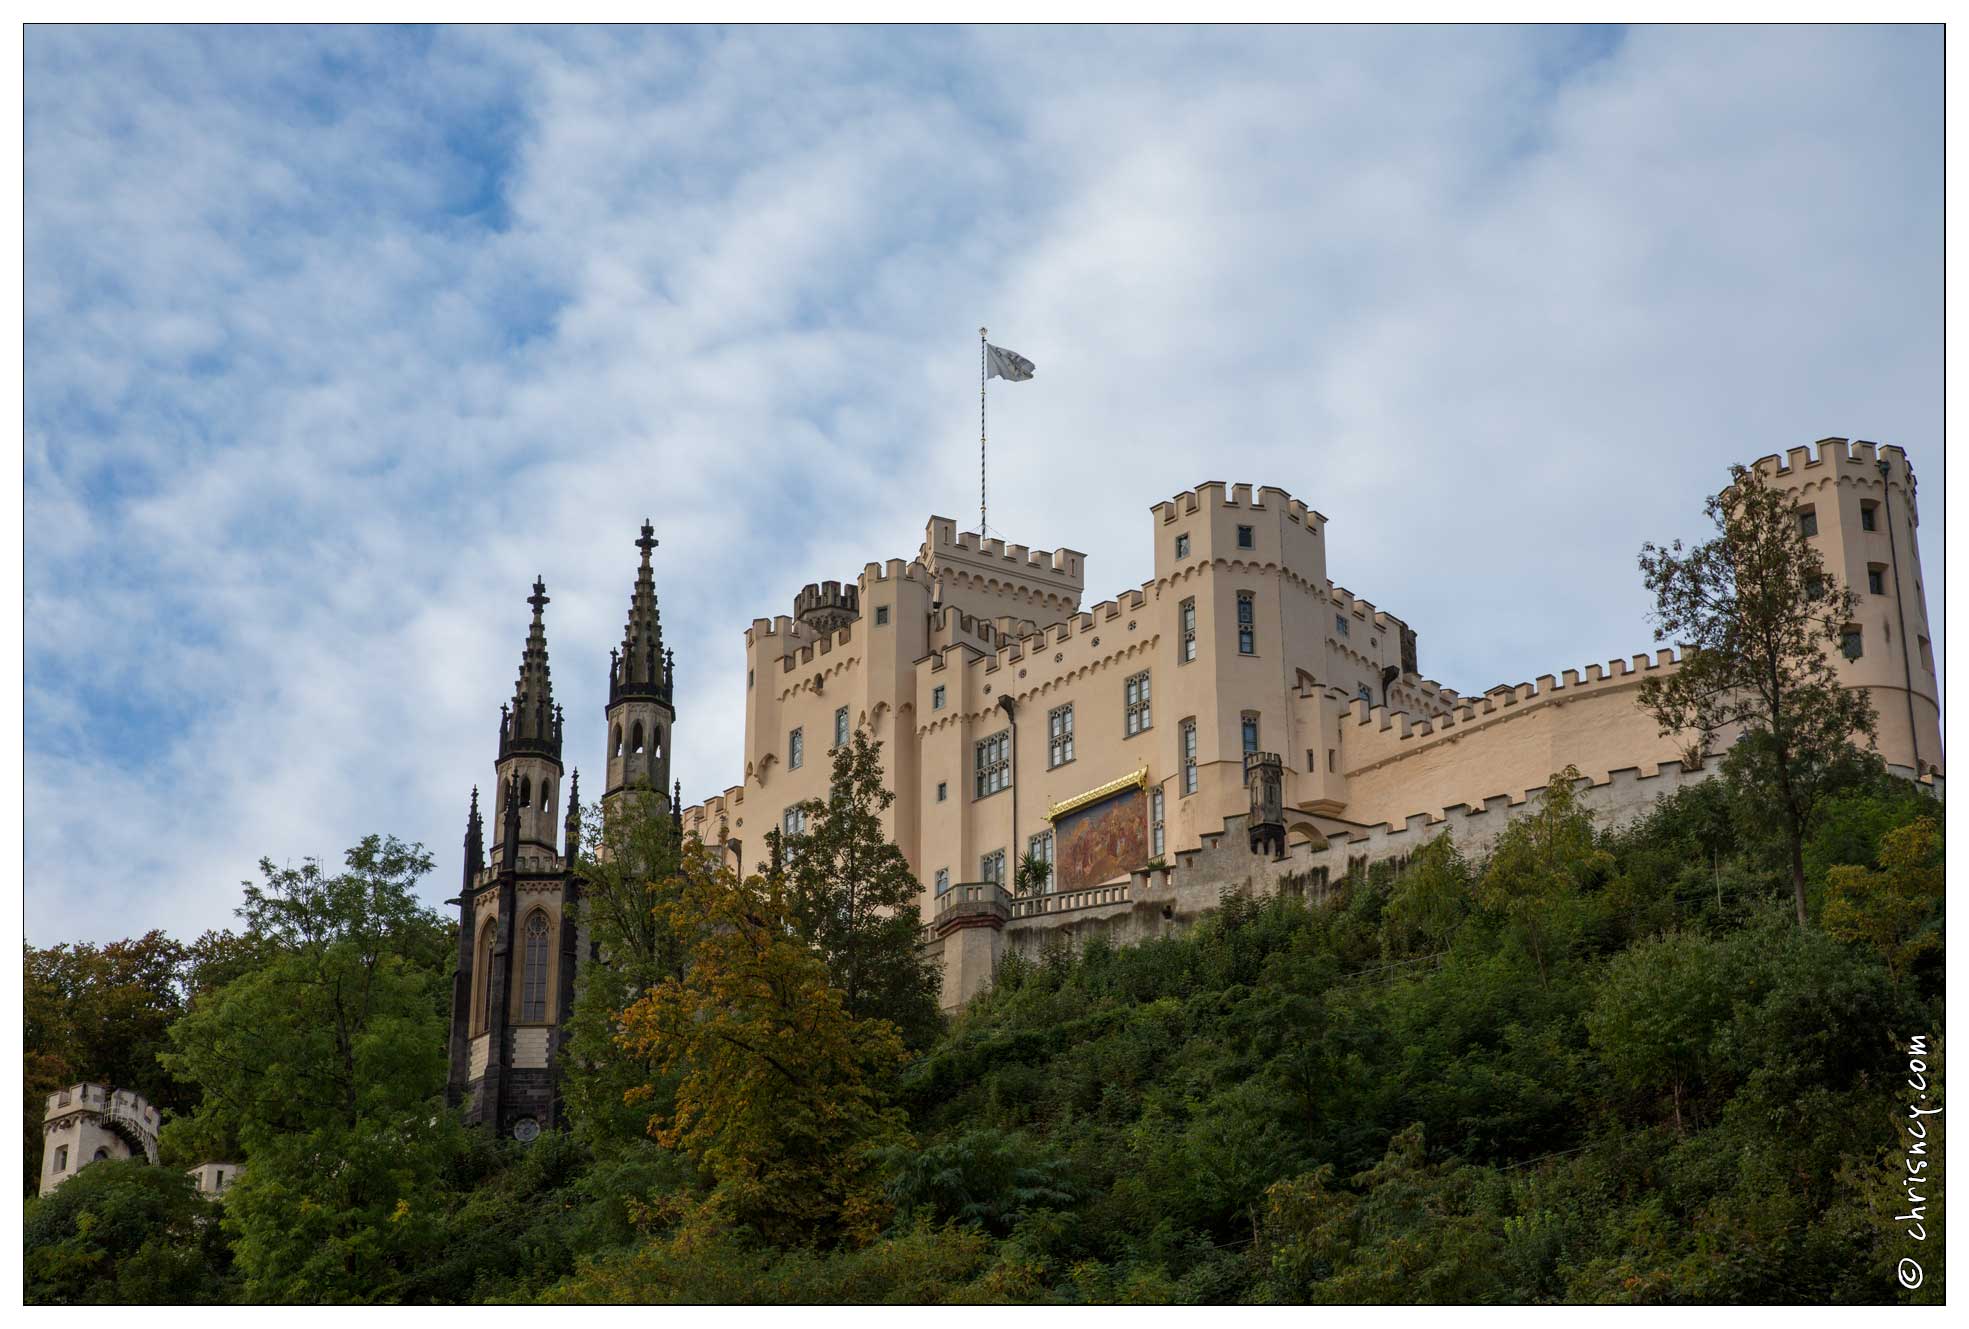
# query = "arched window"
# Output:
<box><xmin>538</xmin><ymin>780</ymin><xmax>551</xmax><ymax>812</ymax></box>
<box><xmin>632</xmin><ymin>721</ymin><xmax>645</xmax><ymax>754</ymax></box>
<box><xmin>613</xmin><ymin>724</ymin><xmax>623</xmax><ymax>757</ymax></box>
<box><xmin>471</xmin><ymin>918</ymin><xmax>496</xmax><ymax>1036</ymax></box>
<box><xmin>92</xmin><ymin>1147</ymin><xmax>109</xmax><ymax>1162</ymax></box>
<box><xmin>520</xmin><ymin>775</ymin><xmax>532</xmax><ymax>809</ymax></box>
<box><xmin>654</xmin><ymin>725</ymin><xmax>664</xmax><ymax>759</ymax></box>
<box><xmin>520</xmin><ymin>912</ymin><xmax>551</xmax><ymax>1023</ymax></box>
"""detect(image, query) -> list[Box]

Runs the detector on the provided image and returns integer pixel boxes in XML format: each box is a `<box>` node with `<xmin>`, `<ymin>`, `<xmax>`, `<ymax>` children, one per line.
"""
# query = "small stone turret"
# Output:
<box><xmin>1245</xmin><ymin>751</ymin><xmax>1285</xmax><ymax>858</ymax></box>
<box><xmin>794</xmin><ymin>579</ymin><xmax>860</xmax><ymax>636</ymax></box>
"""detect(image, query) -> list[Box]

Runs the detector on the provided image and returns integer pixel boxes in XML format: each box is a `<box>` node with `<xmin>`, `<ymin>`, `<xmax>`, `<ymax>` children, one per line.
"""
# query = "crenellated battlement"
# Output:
<box><xmin>1153</xmin><ymin>480</ymin><xmax>1324</xmax><ymax>530</ymax></box>
<box><xmin>858</xmin><ymin>557</ymin><xmax>931</xmax><ymax>587</ymax></box>
<box><xmin>1335</xmin><ymin>646</ymin><xmax>1684</xmax><ymax>785</ymax></box>
<box><xmin>1752</xmin><ymin>436</ymin><xmax>1915</xmax><ymax>485</ymax></box>
<box><xmin>921</xmin><ymin>517</ymin><xmax>1083</xmax><ymax>580</ymax></box>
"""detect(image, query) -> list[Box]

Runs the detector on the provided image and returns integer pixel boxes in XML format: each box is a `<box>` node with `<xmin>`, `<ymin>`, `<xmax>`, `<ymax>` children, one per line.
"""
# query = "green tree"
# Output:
<box><xmin>1380</xmin><ymin>833</ymin><xmax>1472</xmax><ymax>959</ymax></box>
<box><xmin>1475</xmin><ymin>767</ymin><xmax>1608</xmax><ymax>985</ymax></box>
<box><xmin>616</xmin><ymin>839</ymin><xmax>912</xmax><ymax>1248</ymax></box>
<box><xmin>768</xmin><ymin>728</ymin><xmax>944</xmax><ymax>1049</ymax></box>
<box><xmin>561</xmin><ymin>784</ymin><xmax>691</xmax><ymax>1151</ymax></box>
<box><xmin>1822</xmin><ymin>816</ymin><xmax>1944</xmax><ymax>978</ymax></box>
<box><xmin>24</xmin><ymin>1158</ymin><xmax>232</xmax><ymax>1304</ymax></box>
<box><xmin>160</xmin><ymin>834</ymin><xmax>459</xmax><ymax>1302</ymax></box>
<box><xmin>1586</xmin><ymin>931</ymin><xmax>1736</xmax><ymax>1133</ymax></box>
<box><xmin>1638</xmin><ymin>461</ymin><xmax>1879</xmax><ymax>925</ymax></box>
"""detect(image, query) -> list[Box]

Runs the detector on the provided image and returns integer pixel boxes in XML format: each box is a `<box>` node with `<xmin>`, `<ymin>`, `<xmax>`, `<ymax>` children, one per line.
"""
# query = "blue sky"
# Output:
<box><xmin>25</xmin><ymin>24</ymin><xmax>1942</xmax><ymax>944</ymax></box>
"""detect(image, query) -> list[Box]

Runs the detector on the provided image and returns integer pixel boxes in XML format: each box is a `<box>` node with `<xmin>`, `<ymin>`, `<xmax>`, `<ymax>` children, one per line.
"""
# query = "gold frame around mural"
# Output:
<box><xmin>1046</xmin><ymin>767</ymin><xmax>1151</xmax><ymax>822</ymax></box>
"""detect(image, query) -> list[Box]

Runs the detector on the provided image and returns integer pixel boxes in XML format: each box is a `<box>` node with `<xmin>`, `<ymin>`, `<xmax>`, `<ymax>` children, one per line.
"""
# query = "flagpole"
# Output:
<box><xmin>979</xmin><ymin>326</ymin><xmax>988</xmax><ymax>536</ymax></box>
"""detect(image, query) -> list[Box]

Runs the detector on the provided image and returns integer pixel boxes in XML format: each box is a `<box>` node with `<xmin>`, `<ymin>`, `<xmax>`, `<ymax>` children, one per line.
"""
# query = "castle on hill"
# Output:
<box><xmin>679</xmin><ymin>437</ymin><xmax>1940</xmax><ymax>1008</ymax></box>
<box><xmin>445</xmin><ymin>437</ymin><xmax>1939</xmax><ymax>1140</ymax></box>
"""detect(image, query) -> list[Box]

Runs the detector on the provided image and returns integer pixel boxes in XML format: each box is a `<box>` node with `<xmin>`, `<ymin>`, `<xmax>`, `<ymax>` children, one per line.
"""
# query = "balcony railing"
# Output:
<box><xmin>1009</xmin><ymin>881</ymin><xmax>1133</xmax><ymax>919</ymax></box>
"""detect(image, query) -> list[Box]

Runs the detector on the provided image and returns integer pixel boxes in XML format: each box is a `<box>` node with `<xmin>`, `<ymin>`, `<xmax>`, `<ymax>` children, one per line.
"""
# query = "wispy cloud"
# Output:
<box><xmin>26</xmin><ymin>23</ymin><xmax>1941</xmax><ymax>943</ymax></box>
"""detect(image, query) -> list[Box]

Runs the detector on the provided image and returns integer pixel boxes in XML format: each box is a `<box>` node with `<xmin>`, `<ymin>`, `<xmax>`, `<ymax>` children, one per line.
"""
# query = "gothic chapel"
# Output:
<box><xmin>445</xmin><ymin>522</ymin><xmax>677</xmax><ymax>1139</ymax></box>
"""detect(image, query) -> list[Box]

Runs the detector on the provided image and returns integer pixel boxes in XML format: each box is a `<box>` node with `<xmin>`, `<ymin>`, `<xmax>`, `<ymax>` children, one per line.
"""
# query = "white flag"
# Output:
<box><xmin>985</xmin><ymin>343</ymin><xmax>1035</xmax><ymax>382</ymax></box>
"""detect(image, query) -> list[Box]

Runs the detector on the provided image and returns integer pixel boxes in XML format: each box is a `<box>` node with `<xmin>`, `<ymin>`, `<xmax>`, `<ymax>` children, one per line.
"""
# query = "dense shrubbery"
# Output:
<box><xmin>24</xmin><ymin>755</ymin><xmax>1943</xmax><ymax>1304</ymax></box>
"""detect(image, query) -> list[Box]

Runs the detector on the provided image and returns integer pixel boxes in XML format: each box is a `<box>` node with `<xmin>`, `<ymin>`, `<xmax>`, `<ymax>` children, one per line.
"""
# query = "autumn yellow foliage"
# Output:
<box><xmin>615</xmin><ymin>840</ymin><xmax>912</xmax><ymax>1248</ymax></box>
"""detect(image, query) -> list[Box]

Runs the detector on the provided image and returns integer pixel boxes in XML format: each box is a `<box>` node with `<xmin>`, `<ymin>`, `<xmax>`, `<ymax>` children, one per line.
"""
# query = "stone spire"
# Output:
<box><xmin>563</xmin><ymin>769</ymin><xmax>582</xmax><ymax>861</ymax></box>
<box><xmin>611</xmin><ymin>521</ymin><xmax>672</xmax><ymax>705</ymax></box>
<box><xmin>464</xmin><ymin>786</ymin><xmax>484</xmax><ymax>876</ymax></box>
<box><xmin>500</xmin><ymin>577</ymin><xmax>563</xmax><ymax>760</ymax></box>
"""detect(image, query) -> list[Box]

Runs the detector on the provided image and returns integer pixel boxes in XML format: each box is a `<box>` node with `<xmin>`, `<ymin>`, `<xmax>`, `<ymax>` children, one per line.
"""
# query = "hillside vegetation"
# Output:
<box><xmin>24</xmin><ymin>758</ymin><xmax>1943</xmax><ymax>1304</ymax></box>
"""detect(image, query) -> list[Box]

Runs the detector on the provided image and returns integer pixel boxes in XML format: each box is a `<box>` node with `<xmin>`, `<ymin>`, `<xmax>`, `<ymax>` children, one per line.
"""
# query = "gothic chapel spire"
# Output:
<box><xmin>501</xmin><ymin>577</ymin><xmax>564</xmax><ymax>760</ymax></box>
<box><xmin>605</xmin><ymin>521</ymin><xmax>677</xmax><ymax>804</ymax></box>
<box><xmin>611</xmin><ymin>521</ymin><xmax>672</xmax><ymax>704</ymax></box>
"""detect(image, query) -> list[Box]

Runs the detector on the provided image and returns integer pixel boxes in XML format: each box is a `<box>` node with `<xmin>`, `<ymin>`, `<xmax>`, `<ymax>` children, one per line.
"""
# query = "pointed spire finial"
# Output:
<box><xmin>528</xmin><ymin>576</ymin><xmax>549</xmax><ymax>616</ymax></box>
<box><xmin>636</xmin><ymin>520</ymin><xmax>658</xmax><ymax>561</ymax></box>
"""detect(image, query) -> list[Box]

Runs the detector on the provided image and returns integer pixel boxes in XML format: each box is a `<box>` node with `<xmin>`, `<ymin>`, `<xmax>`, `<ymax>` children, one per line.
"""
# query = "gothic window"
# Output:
<box><xmin>612</xmin><ymin>725</ymin><xmax>623</xmax><ymax>758</ymax></box>
<box><xmin>93</xmin><ymin>1147</ymin><xmax>109</xmax><ymax>1162</ymax></box>
<box><xmin>632</xmin><ymin>721</ymin><xmax>645</xmax><ymax>754</ymax></box>
<box><xmin>1181</xmin><ymin>719</ymin><xmax>1198</xmax><ymax>795</ymax></box>
<box><xmin>835</xmin><ymin>706</ymin><xmax>850</xmax><ymax>748</ymax></box>
<box><xmin>471</xmin><ymin>918</ymin><xmax>495</xmax><ymax>1036</ymax></box>
<box><xmin>1180</xmin><ymin>598</ymin><xmax>1197</xmax><ymax>663</ymax></box>
<box><xmin>783</xmin><ymin>805</ymin><xmax>808</xmax><ymax>839</ymax></box>
<box><xmin>789</xmin><ymin>727</ymin><xmax>804</xmax><ymax>770</ymax></box>
<box><xmin>981</xmin><ymin>848</ymin><xmax>1006</xmax><ymax>886</ymax></box>
<box><xmin>654</xmin><ymin>725</ymin><xmax>664</xmax><ymax>758</ymax></box>
<box><xmin>520</xmin><ymin>911</ymin><xmax>550</xmax><ymax>1023</ymax></box>
<box><xmin>1048</xmin><ymin>704</ymin><xmax>1075</xmax><ymax>768</ymax></box>
<box><xmin>1242</xmin><ymin>712</ymin><xmax>1260</xmax><ymax>755</ymax></box>
<box><xmin>520</xmin><ymin>775</ymin><xmax>532</xmax><ymax>809</ymax></box>
<box><xmin>1237</xmin><ymin>592</ymin><xmax>1255</xmax><ymax>654</ymax></box>
<box><xmin>1125</xmin><ymin>671</ymin><xmax>1151</xmax><ymax>735</ymax></box>
<box><xmin>975</xmin><ymin>730</ymin><xmax>1010</xmax><ymax>798</ymax></box>
<box><xmin>934</xmin><ymin>867</ymin><xmax>950</xmax><ymax>895</ymax></box>
<box><xmin>1027</xmin><ymin>831</ymin><xmax>1055</xmax><ymax>892</ymax></box>
<box><xmin>1151</xmin><ymin>788</ymin><xmax>1166</xmax><ymax>858</ymax></box>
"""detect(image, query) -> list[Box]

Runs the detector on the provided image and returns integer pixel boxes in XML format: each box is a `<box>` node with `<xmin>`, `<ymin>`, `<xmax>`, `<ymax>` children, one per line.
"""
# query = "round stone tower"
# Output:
<box><xmin>794</xmin><ymin>580</ymin><xmax>860</xmax><ymax>637</ymax></box>
<box><xmin>1754</xmin><ymin>438</ymin><xmax>1942</xmax><ymax>779</ymax></box>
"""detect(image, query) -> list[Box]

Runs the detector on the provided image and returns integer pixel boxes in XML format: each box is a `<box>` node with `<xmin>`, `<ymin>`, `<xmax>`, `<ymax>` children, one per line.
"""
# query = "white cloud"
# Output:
<box><xmin>25</xmin><ymin>24</ymin><xmax>1941</xmax><ymax>944</ymax></box>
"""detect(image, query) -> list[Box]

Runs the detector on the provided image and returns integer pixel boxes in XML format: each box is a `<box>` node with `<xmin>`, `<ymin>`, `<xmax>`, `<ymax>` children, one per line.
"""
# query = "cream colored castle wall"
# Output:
<box><xmin>1338</xmin><ymin>659</ymin><xmax>1696</xmax><ymax>827</ymax></box>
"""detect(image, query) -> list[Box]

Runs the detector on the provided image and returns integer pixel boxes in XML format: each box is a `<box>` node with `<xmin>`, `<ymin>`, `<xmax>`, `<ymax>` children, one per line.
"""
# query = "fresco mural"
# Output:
<box><xmin>1055</xmin><ymin>784</ymin><xmax>1148</xmax><ymax>891</ymax></box>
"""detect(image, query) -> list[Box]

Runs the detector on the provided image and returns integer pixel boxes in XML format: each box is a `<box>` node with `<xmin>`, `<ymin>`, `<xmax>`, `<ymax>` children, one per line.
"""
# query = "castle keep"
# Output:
<box><xmin>680</xmin><ymin>438</ymin><xmax>1940</xmax><ymax>1009</ymax></box>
